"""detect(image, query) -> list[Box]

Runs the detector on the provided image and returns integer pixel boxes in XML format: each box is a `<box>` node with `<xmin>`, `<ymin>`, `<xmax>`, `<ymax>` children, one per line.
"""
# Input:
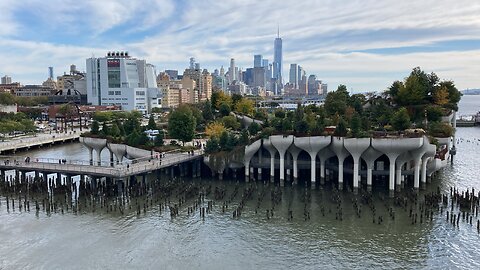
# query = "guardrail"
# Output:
<box><xmin>0</xmin><ymin>149</ymin><xmax>204</xmax><ymax>178</ymax></box>
<box><xmin>0</xmin><ymin>132</ymin><xmax>80</xmax><ymax>151</ymax></box>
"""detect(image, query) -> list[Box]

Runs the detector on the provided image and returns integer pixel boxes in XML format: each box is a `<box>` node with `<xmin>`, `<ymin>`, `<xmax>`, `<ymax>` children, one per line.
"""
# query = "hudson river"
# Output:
<box><xmin>1</xmin><ymin>96</ymin><xmax>479</xmax><ymax>269</ymax></box>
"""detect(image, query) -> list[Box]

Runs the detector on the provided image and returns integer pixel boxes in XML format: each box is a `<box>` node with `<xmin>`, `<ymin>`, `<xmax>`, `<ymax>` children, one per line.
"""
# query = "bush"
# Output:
<box><xmin>426</xmin><ymin>106</ymin><xmax>443</xmax><ymax>122</ymax></box>
<box><xmin>428</xmin><ymin>122</ymin><xmax>454</xmax><ymax>137</ymax></box>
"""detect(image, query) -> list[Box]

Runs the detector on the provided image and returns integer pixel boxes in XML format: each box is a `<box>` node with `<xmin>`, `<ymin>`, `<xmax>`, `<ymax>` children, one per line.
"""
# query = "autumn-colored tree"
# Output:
<box><xmin>205</xmin><ymin>121</ymin><xmax>226</xmax><ymax>138</ymax></box>
<box><xmin>234</xmin><ymin>98</ymin><xmax>255</xmax><ymax>116</ymax></box>
<box><xmin>432</xmin><ymin>85</ymin><xmax>449</xmax><ymax>105</ymax></box>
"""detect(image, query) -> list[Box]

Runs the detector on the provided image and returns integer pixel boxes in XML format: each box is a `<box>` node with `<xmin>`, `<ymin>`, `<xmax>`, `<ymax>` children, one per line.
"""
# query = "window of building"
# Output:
<box><xmin>115</xmin><ymin>91</ymin><xmax>121</xmax><ymax>95</ymax></box>
<box><xmin>108</xmin><ymin>91</ymin><xmax>114</xmax><ymax>95</ymax></box>
<box><xmin>136</xmin><ymin>91</ymin><xmax>145</xmax><ymax>96</ymax></box>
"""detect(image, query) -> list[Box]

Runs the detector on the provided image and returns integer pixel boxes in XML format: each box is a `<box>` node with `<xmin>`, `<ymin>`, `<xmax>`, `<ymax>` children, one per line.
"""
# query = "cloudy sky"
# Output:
<box><xmin>1</xmin><ymin>0</ymin><xmax>479</xmax><ymax>92</ymax></box>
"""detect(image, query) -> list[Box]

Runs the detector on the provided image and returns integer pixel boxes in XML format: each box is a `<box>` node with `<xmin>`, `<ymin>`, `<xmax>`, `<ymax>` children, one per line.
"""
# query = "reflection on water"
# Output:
<box><xmin>1</xmin><ymin>97</ymin><xmax>480</xmax><ymax>269</ymax></box>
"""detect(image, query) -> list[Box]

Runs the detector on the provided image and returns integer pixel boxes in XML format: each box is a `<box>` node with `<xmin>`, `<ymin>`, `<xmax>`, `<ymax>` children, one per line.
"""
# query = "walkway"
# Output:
<box><xmin>0</xmin><ymin>130</ymin><xmax>82</xmax><ymax>154</ymax></box>
<box><xmin>0</xmin><ymin>150</ymin><xmax>203</xmax><ymax>179</ymax></box>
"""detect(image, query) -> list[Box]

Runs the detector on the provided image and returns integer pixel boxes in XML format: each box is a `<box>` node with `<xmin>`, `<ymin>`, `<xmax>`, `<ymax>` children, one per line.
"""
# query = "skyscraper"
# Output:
<box><xmin>228</xmin><ymin>58</ymin><xmax>236</xmax><ymax>83</ymax></box>
<box><xmin>273</xmin><ymin>28</ymin><xmax>283</xmax><ymax>94</ymax></box>
<box><xmin>48</xmin><ymin>67</ymin><xmax>54</xmax><ymax>80</ymax></box>
<box><xmin>289</xmin><ymin>64</ymin><xmax>298</xmax><ymax>88</ymax></box>
<box><xmin>254</xmin><ymin>55</ymin><xmax>263</xmax><ymax>68</ymax></box>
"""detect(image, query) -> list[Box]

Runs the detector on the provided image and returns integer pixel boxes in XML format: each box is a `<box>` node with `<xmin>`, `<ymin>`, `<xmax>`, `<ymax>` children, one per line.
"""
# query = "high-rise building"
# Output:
<box><xmin>1</xmin><ymin>75</ymin><xmax>12</xmax><ymax>85</ymax></box>
<box><xmin>165</xmin><ymin>70</ymin><xmax>178</xmax><ymax>80</ymax></box>
<box><xmin>228</xmin><ymin>58</ymin><xmax>236</xmax><ymax>83</ymax></box>
<box><xmin>245</xmin><ymin>68</ymin><xmax>254</xmax><ymax>86</ymax></box>
<box><xmin>189</xmin><ymin>57</ymin><xmax>195</xmax><ymax>69</ymax></box>
<box><xmin>254</xmin><ymin>55</ymin><xmax>263</xmax><ymax>68</ymax></box>
<box><xmin>48</xmin><ymin>67</ymin><xmax>54</xmax><ymax>80</ymax></box>
<box><xmin>308</xmin><ymin>75</ymin><xmax>318</xmax><ymax>95</ymax></box>
<box><xmin>86</xmin><ymin>52</ymin><xmax>161</xmax><ymax>114</ymax></box>
<box><xmin>253</xmin><ymin>67</ymin><xmax>266</xmax><ymax>88</ymax></box>
<box><xmin>289</xmin><ymin>64</ymin><xmax>298</xmax><ymax>88</ymax></box>
<box><xmin>273</xmin><ymin>28</ymin><xmax>283</xmax><ymax>94</ymax></box>
<box><xmin>262</xmin><ymin>59</ymin><xmax>269</xmax><ymax>68</ymax></box>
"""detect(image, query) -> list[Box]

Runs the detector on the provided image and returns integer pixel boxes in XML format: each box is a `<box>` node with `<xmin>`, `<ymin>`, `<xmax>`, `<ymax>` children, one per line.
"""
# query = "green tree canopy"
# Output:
<box><xmin>91</xmin><ymin>120</ymin><xmax>100</xmax><ymax>135</ymax></box>
<box><xmin>334</xmin><ymin>117</ymin><xmax>348</xmax><ymax>137</ymax></box>
<box><xmin>325</xmin><ymin>84</ymin><xmax>349</xmax><ymax>116</ymax></box>
<box><xmin>391</xmin><ymin>107</ymin><xmax>411</xmax><ymax>131</ymax></box>
<box><xmin>202</xmin><ymin>100</ymin><xmax>214</xmax><ymax>121</ymax></box>
<box><xmin>147</xmin><ymin>114</ymin><xmax>157</xmax><ymax>130</ymax></box>
<box><xmin>168</xmin><ymin>105</ymin><xmax>196</xmax><ymax>145</ymax></box>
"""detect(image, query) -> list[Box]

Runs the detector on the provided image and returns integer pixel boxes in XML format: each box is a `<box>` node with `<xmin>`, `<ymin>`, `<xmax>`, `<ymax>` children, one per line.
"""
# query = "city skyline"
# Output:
<box><xmin>0</xmin><ymin>0</ymin><xmax>480</xmax><ymax>92</ymax></box>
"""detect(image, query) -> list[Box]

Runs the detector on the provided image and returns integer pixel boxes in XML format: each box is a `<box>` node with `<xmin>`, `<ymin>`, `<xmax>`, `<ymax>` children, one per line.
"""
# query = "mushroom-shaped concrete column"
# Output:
<box><xmin>421</xmin><ymin>143</ymin><xmax>436</xmax><ymax>187</ymax></box>
<box><xmin>81</xmin><ymin>139</ymin><xmax>94</xmax><ymax>165</ymax></box>
<box><xmin>80</xmin><ymin>137</ymin><xmax>107</xmax><ymax>166</ymax></box>
<box><xmin>270</xmin><ymin>135</ymin><xmax>294</xmax><ymax>183</ymax></box>
<box><xmin>372</xmin><ymin>137</ymin><xmax>423</xmax><ymax>192</ymax></box>
<box><xmin>331</xmin><ymin>137</ymin><xmax>350</xmax><ymax>190</ymax></box>
<box><xmin>244</xmin><ymin>139</ymin><xmax>262</xmax><ymax>182</ymax></box>
<box><xmin>344</xmin><ymin>138</ymin><xmax>371</xmax><ymax>191</ymax></box>
<box><xmin>318</xmin><ymin>147</ymin><xmax>336</xmax><ymax>185</ymax></box>
<box><xmin>288</xmin><ymin>144</ymin><xmax>302</xmax><ymax>184</ymax></box>
<box><xmin>263</xmin><ymin>138</ymin><xmax>277</xmax><ymax>182</ymax></box>
<box><xmin>395</xmin><ymin>152</ymin><xmax>412</xmax><ymax>189</ymax></box>
<box><xmin>107</xmin><ymin>143</ymin><xmax>127</xmax><ymax>164</ymax></box>
<box><xmin>295</xmin><ymin>136</ymin><xmax>331</xmax><ymax>185</ymax></box>
<box><xmin>409</xmin><ymin>136</ymin><xmax>430</xmax><ymax>189</ymax></box>
<box><xmin>361</xmin><ymin>147</ymin><xmax>383</xmax><ymax>189</ymax></box>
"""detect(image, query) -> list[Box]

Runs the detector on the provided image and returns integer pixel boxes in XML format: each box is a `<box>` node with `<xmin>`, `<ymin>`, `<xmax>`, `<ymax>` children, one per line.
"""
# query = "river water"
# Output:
<box><xmin>1</xmin><ymin>97</ymin><xmax>480</xmax><ymax>270</ymax></box>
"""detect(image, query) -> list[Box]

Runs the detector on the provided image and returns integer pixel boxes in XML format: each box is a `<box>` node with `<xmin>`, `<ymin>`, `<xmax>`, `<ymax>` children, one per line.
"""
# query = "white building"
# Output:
<box><xmin>86</xmin><ymin>52</ymin><xmax>161</xmax><ymax>114</ymax></box>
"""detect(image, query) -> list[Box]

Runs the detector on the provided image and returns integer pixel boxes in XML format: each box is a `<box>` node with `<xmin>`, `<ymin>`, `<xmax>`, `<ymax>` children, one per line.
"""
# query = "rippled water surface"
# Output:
<box><xmin>1</xmin><ymin>97</ymin><xmax>480</xmax><ymax>269</ymax></box>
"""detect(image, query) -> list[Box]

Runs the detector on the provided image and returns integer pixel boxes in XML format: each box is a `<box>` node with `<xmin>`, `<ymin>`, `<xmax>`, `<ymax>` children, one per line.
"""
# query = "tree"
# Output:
<box><xmin>428</xmin><ymin>122</ymin><xmax>454</xmax><ymax>137</ymax></box>
<box><xmin>248</xmin><ymin>122</ymin><xmax>261</xmax><ymax>136</ymax></box>
<box><xmin>222</xmin><ymin>115</ymin><xmax>240</xmax><ymax>130</ymax></box>
<box><xmin>350</xmin><ymin>113</ymin><xmax>362</xmax><ymax>137</ymax></box>
<box><xmin>239</xmin><ymin>129</ymin><xmax>249</xmax><ymax>145</ymax></box>
<box><xmin>0</xmin><ymin>93</ymin><xmax>16</xmax><ymax>105</ymax></box>
<box><xmin>93</xmin><ymin>111</ymin><xmax>113</xmax><ymax>123</ymax></box>
<box><xmin>205</xmin><ymin>137</ymin><xmax>220</xmax><ymax>153</ymax></box>
<box><xmin>281</xmin><ymin>118</ymin><xmax>293</xmax><ymax>132</ymax></box>
<box><xmin>426</xmin><ymin>106</ymin><xmax>443</xmax><ymax>122</ymax></box>
<box><xmin>324</xmin><ymin>85</ymin><xmax>349</xmax><ymax>116</ymax></box>
<box><xmin>202</xmin><ymin>100</ymin><xmax>214</xmax><ymax>121</ymax></box>
<box><xmin>205</xmin><ymin>121</ymin><xmax>226</xmax><ymax>138</ymax></box>
<box><xmin>100</xmin><ymin>122</ymin><xmax>110</xmax><ymax>136</ymax></box>
<box><xmin>391</xmin><ymin>107</ymin><xmax>411</xmax><ymax>131</ymax></box>
<box><xmin>168</xmin><ymin>105</ymin><xmax>196</xmax><ymax>145</ymax></box>
<box><xmin>334</xmin><ymin>117</ymin><xmax>348</xmax><ymax>137</ymax></box>
<box><xmin>154</xmin><ymin>133</ymin><xmax>164</xmax><ymax>146</ymax></box>
<box><xmin>126</xmin><ymin>129</ymin><xmax>140</xmax><ymax>146</ymax></box>
<box><xmin>231</xmin><ymin>94</ymin><xmax>243</xmax><ymax>109</ymax></box>
<box><xmin>212</xmin><ymin>91</ymin><xmax>232</xmax><ymax>110</ymax></box>
<box><xmin>295</xmin><ymin>119</ymin><xmax>309</xmax><ymax>134</ymax></box>
<box><xmin>440</xmin><ymin>81</ymin><xmax>461</xmax><ymax>106</ymax></box>
<box><xmin>124</xmin><ymin>114</ymin><xmax>141</xmax><ymax>135</ymax></box>
<box><xmin>219</xmin><ymin>102</ymin><xmax>231</xmax><ymax>116</ymax></box>
<box><xmin>91</xmin><ymin>120</ymin><xmax>100</xmax><ymax>135</ymax></box>
<box><xmin>110</xmin><ymin>122</ymin><xmax>120</xmax><ymax>137</ymax></box>
<box><xmin>147</xmin><ymin>114</ymin><xmax>157</xmax><ymax>130</ymax></box>
<box><xmin>274</xmin><ymin>109</ymin><xmax>285</xmax><ymax>119</ymax></box>
<box><xmin>234</xmin><ymin>98</ymin><xmax>255</xmax><ymax>116</ymax></box>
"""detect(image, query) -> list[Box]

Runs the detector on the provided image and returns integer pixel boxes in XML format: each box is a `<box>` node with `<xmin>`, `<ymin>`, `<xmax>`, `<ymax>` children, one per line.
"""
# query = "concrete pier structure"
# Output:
<box><xmin>343</xmin><ymin>138</ymin><xmax>370</xmax><ymax>192</ymax></box>
<box><xmin>294</xmin><ymin>136</ymin><xmax>330</xmax><ymax>187</ymax></box>
<box><xmin>244</xmin><ymin>135</ymin><xmax>445</xmax><ymax>193</ymax></box>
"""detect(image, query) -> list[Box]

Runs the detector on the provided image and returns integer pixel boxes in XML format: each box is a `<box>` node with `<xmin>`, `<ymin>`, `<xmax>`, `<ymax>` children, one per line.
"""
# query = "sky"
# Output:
<box><xmin>1</xmin><ymin>0</ymin><xmax>480</xmax><ymax>93</ymax></box>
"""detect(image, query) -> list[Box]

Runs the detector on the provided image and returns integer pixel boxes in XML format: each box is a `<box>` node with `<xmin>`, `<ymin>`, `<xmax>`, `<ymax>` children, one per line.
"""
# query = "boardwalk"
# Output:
<box><xmin>0</xmin><ymin>150</ymin><xmax>204</xmax><ymax>179</ymax></box>
<box><xmin>0</xmin><ymin>131</ymin><xmax>81</xmax><ymax>154</ymax></box>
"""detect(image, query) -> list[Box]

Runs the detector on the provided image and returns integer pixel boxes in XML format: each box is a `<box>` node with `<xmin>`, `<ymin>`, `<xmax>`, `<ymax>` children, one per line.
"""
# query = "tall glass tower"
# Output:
<box><xmin>273</xmin><ymin>27</ymin><xmax>283</xmax><ymax>94</ymax></box>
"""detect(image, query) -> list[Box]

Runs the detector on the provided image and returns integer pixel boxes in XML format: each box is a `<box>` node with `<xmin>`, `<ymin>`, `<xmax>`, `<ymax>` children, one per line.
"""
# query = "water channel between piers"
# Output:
<box><xmin>1</xmin><ymin>98</ymin><xmax>480</xmax><ymax>269</ymax></box>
